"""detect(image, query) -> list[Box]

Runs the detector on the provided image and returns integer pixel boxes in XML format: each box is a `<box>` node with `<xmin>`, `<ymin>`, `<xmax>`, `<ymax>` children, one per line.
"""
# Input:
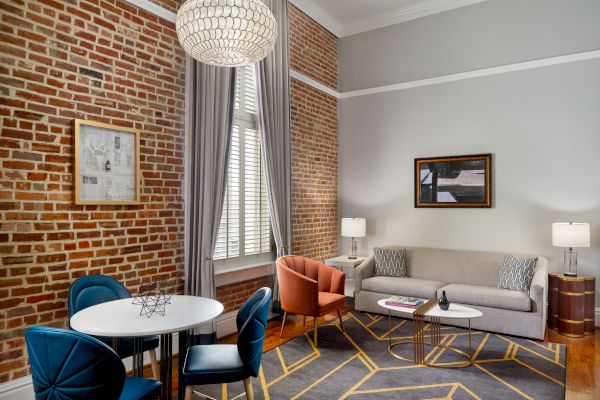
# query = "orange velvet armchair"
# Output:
<box><xmin>276</xmin><ymin>256</ymin><xmax>346</xmax><ymax>346</ymax></box>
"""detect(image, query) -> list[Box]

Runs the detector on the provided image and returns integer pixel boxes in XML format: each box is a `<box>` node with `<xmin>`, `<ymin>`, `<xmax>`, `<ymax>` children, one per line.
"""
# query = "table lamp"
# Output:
<box><xmin>552</xmin><ymin>222</ymin><xmax>590</xmax><ymax>276</ymax></box>
<box><xmin>342</xmin><ymin>218</ymin><xmax>366</xmax><ymax>259</ymax></box>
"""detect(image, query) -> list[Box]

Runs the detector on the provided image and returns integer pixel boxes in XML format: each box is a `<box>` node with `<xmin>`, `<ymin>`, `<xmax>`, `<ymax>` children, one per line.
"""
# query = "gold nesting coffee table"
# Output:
<box><xmin>377</xmin><ymin>298</ymin><xmax>483</xmax><ymax>368</ymax></box>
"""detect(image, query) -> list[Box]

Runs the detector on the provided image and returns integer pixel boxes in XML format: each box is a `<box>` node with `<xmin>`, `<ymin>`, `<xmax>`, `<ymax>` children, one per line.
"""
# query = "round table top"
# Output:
<box><xmin>377</xmin><ymin>299</ymin><xmax>482</xmax><ymax>320</ymax></box>
<box><xmin>70</xmin><ymin>295</ymin><xmax>224</xmax><ymax>337</ymax></box>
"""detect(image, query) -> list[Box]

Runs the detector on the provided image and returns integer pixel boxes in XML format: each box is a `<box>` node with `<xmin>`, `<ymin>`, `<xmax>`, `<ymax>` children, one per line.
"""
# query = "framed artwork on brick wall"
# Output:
<box><xmin>73</xmin><ymin>119</ymin><xmax>141</xmax><ymax>205</ymax></box>
<box><xmin>414</xmin><ymin>153</ymin><xmax>492</xmax><ymax>208</ymax></box>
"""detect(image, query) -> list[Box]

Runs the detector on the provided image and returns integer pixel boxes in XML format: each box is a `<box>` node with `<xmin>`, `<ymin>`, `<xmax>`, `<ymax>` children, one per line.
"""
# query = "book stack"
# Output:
<box><xmin>384</xmin><ymin>296</ymin><xmax>425</xmax><ymax>309</ymax></box>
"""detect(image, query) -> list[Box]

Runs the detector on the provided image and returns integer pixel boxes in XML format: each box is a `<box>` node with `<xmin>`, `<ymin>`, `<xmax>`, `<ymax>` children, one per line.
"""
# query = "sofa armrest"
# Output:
<box><xmin>354</xmin><ymin>254</ymin><xmax>375</xmax><ymax>293</ymax></box>
<box><xmin>530</xmin><ymin>257</ymin><xmax>548</xmax><ymax>318</ymax></box>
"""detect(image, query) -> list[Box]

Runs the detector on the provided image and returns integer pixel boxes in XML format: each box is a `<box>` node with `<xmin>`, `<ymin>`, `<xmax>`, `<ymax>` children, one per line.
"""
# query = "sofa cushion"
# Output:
<box><xmin>497</xmin><ymin>255</ymin><xmax>538</xmax><ymax>293</ymax></box>
<box><xmin>437</xmin><ymin>283</ymin><xmax>531</xmax><ymax>312</ymax></box>
<box><xmin>374</xmin><ymin>247</ymin><xmax>407</xmax><ymax>277</ymax></box>
<box><xmin>362</xmin><ymin>276</ymin><xmax>446</xmax><ymax>299</ymax></box>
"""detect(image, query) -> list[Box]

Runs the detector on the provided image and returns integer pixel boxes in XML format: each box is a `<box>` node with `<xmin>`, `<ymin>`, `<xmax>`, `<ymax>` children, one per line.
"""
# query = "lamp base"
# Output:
<box><xmin>348</xmin><ymin>238</ymin><xmax>357</xmax><ymax>259</ymax></box>
<box><xmin>563</xmin><ymin>249</ymin><xmax>577</xmax><ymax>276</ymax></box>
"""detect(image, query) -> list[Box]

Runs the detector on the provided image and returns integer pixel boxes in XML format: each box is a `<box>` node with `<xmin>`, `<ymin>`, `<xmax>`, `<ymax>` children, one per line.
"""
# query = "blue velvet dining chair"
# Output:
<box><xmin>182</xmin><ymin>287</ymin><xmax>272</xmax><ymax>400</ymax></box>
<box><xmin>68</xmin><ymin>275</ymin><xmax>160</xmax><ymax>380</ymax></box>
<box><xmin>25</xmin><ymin>326</ymin><xmax>161</xmax><ymax>400</ymax></box>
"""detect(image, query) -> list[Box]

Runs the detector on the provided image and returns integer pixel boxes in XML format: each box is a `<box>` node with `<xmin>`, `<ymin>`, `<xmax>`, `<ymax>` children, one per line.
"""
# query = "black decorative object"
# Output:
<box><xmin>415</xmin><ymin>154</ymin><xmax>492</xmax><ymax>208</ymax></box>
<box><xmin>438</xmin><ymin>290</ymin><xmax>450</xmax><ymax>311</ymax></box>
<box><xmin>132</xmin><ymin>281</ymin><xmax>173</xmax><ymax>318</ymax></box>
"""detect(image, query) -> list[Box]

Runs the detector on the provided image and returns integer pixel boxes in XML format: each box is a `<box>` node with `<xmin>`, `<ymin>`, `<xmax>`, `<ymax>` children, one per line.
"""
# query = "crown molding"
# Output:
<box><xmin>289</xmin><ymin>70</ymin><xmax>340</xmax><ymax>98</ymax></box>
<box><xmin>338</xmin><ymin>49</ymin><xmax>600</xmax><ymax>98</ymax></box>
<box><xmin>339</xmin><ymin>0</ymin><xmax>489</xmax><ymax>37</ymax></box>
<box><xmin>288</xmin><ymin>49</ymin><xmax>600</xmax><ymax>100</ymax></box>
<box><xmin>289</xmin><ymin>0</ymin><xmax>490</xmax><ymax>38</ymax></box>
<box><xmin>125</xmin><ymin>0</ymin><xmax>176</xmax><ymax>22</ymax></box>
<box><xmin>287</xmin><ymin>0</ymin><xmax>343</xmax><ymax>37</ymax></box>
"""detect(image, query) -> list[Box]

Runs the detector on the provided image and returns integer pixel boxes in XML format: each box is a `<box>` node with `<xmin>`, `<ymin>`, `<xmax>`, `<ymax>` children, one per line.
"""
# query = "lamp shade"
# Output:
<box><xmin>341</xmin><ymin>218</ymin><xmax>366</xmax><ymax>238</ymax></box>
<box><xmin>176</xmin><ymin>0</ymin><xmax>278</xmax><ymax>67</ymax></box>
<box><xmin>552</xmin><ymin>222</ymin><xmax>590</xmax><ymax>248</ymax></box>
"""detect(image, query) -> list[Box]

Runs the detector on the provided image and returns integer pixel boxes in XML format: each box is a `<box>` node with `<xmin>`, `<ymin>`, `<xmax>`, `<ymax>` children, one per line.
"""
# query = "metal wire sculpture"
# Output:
<box><xmin>132</xmin><ymin>281</ymin><xmax>173</xmax><ymax>318</ymax></box>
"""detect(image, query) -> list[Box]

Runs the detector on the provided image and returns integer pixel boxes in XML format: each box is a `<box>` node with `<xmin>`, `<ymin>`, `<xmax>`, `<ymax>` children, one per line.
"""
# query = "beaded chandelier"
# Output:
<box><xmin>176</xmin><ymin>0</ymin><xmax>278</xmax><ymax>67</ymax></box>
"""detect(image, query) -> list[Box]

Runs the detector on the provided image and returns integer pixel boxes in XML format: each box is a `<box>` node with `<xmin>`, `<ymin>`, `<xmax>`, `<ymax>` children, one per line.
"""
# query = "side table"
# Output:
<box><xmin>548</xmin><ymin>272</ymin><xmax>595</xmax><ymax>337</ymax></box>
<box><xmin>325</xmin><ymin>255</ymin><xmax>366</xmax><ymax>297</ymax></box>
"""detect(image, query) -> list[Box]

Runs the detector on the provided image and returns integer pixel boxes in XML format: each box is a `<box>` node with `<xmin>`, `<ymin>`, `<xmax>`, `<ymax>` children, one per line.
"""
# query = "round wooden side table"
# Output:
<box><xmin>548</xmin><ymin>272</ymin><xmax>595</xmax><ymax>337</ymax></box>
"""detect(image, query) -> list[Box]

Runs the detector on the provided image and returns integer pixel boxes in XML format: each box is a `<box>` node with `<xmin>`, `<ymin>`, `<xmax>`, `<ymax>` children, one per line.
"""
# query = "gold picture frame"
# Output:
<box><xmin>414</xmin><ymin>153</ymin><xmax>492</xmax><ymax>208</ymax></box>
<box><xmin>73</xmin><ymin>119</ymin><xmax>141</xmax><ymax>205</ymax></box>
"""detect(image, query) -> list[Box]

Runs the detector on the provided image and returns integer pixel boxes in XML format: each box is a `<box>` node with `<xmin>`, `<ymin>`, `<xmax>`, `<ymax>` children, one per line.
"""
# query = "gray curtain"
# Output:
<box><xmin>257</xmin><ymin>0</ymin><xmax>292</xmax><ymax>261</ymax></box>
<box><xmin>187</xmin><ymin>60</ymin><xmax>236</xmax><ymax>311</ymax></box>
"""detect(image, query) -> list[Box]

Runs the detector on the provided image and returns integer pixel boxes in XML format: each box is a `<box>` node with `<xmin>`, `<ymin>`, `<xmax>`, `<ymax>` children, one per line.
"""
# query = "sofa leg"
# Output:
<box><xmin>243</xmin><ymin>377</ymin><xmax>254</xmax><ymax>400</ymax></box>
<box><xmin>313</xmin><ymin>318</ymin><xmax>318</xmax><ymax>347</ymax></box>
<box><xmin>279</xmin><ymin>311</ymin><xmax>287</xmax><ymax>338</ymax></box>
<box><xmin>337</xmin><ymin>309</ymin><xmax>344</xmax><ymax>332</ymax></box>
<box><xmin>184</xmin><ymin>386</ymin><xmax>193</xmax><ymax>400</ymax></box>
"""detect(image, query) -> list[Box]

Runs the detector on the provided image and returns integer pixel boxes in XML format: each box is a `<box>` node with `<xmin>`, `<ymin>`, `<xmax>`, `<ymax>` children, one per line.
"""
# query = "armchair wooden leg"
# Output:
<box><xmin>148</xmin><ymin>348</ymin><xmax>159</xmax><ymax>381</ymax></box>
<box><xmin>184</xmin><ymin>386</ymin><xmax>193</xmax><ymax>400</ymax></box>
<box><xmin>279</xmin><ymin>311</ymin><xmax>287</xmax><ymax>338</ymax></box>
<box><xmin>337</xmin><ymin>309</ymin><xmax>344</xmax><ymax>332</ymax></box>
<box><xmin>313</xmin><ymin>317</ymin><xmax>318</xmax><ymax>347</ymax></box>
<box><xmin>303</xmin><ymin>315</ymin><xmax>306</xmax><ymax>326</ymax></box>
<box><xmin>243</xmin><ymin>377</ymin><xmax>254</xmax><ymax>400</ymax></box>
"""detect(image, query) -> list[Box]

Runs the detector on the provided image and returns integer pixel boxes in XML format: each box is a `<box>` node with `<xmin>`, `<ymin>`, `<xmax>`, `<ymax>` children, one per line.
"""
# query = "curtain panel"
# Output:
<box><xmin>186</xmin><ymin>60</ymin><xmax>236</xmax><ymax>334</ymax></box>
<box><xmin>257</xmin><ymin>0</ymin><xmax>292</xmax><ymax>260</ymax></box>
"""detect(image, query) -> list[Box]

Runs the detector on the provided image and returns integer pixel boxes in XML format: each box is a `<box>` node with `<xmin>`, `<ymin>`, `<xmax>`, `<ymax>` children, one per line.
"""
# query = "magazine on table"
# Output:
<box><xmin>384</xmin><ymin>296</ymin><xmax>426</xmax><ymax>309</ymax></box>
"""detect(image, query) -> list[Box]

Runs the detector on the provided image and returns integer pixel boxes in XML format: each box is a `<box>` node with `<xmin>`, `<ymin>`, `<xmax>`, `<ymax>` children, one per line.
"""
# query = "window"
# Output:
<box><xmin>213</xmin><ymin>64</ymin><xmax>272</xmax><ymax>268</ymax></box>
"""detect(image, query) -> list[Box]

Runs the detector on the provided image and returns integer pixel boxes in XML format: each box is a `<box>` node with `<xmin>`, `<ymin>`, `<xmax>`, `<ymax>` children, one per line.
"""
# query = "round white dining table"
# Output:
<box><xmin>70</xmin><ymin>295</ymin><xmax>223</xmax><ymax>400</ymax></box>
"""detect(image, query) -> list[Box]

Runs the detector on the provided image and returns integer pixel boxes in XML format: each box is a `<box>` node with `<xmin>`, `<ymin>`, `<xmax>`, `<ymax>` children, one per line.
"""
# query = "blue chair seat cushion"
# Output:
<box><xmin>120</xmin><ymin>377</ymin><xmax>161</xmax><ymax>400</ymax></box>
<box><xmin>183</xmin><ymin>344</ymin><xmax>249</xmax><ymax>385</ymax></box>
<box><xmin>95</xmin><ymin>335</ymin><xmax>159</xmax><ymax>359</ymax></box>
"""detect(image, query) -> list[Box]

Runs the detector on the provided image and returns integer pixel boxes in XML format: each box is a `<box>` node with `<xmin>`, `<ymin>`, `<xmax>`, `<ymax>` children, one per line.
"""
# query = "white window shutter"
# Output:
<box><xmin>214</xmin><ymin>64</ymin><xmax>272</xmax><ymax>265</ymax></box>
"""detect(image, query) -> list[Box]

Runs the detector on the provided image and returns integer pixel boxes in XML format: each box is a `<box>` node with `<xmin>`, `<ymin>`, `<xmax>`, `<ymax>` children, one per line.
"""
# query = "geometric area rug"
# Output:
<box><xmin>192</xmin><ymin>311</ymin><xmax>566</xmax><ymax>399</ymax></box>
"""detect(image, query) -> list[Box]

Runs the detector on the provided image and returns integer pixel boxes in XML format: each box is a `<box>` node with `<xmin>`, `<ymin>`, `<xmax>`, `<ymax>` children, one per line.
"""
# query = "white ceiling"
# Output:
<box><xmin>288</xmin><ymin>0</ymin><xmax>489</xmax><ymax>37</ymax></box>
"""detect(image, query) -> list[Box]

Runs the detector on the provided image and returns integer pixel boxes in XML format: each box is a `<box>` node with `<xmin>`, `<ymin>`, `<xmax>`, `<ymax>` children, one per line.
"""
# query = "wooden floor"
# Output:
<box><xmin>157</xmin><ymin>305</ymin><xmax>599</xmax><ymax>399</ymax></box>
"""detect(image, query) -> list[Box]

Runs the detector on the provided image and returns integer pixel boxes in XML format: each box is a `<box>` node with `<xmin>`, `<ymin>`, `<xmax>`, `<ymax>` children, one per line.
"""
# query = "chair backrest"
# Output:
<box><xmin>25</xmin><ymin>326</ymin><xmax>125</xmax><ymax>400</ymax></box>
<box><xmin>68</xmin><ymin>275</ymin><xmax>131</xmax><ymax>318</ymax></box>
<box><xmin>236</xmin><ymin>287</ymin><xmax>272</xmax><ymax>377</ymax></box>
<box><xmin>277</xmin><ymin>256</ymin><xmax>343</xmax><ymax>293</ymax></box>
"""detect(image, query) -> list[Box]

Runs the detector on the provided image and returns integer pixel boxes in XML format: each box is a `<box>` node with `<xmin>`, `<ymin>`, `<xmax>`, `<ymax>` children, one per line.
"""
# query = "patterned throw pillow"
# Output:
<box><xmin>497</xmin><ymin>255</ymin><xmax>538</xmax><ymax>293</ymax></box>
<box><xmin>374</xmin><ymin>248</ymin><xmax>407</xmax><ymax>277</ymax></box>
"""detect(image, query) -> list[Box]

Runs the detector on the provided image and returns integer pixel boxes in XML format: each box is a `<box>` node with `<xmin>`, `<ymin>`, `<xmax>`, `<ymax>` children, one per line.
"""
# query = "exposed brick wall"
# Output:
<box><xmin>0</xmin><ymin>0</ymin><xmax>186</xmax><ymax>383</ymax></box>
<box><xmin>289</xmin><ymin>4</ymin><xmax>338</xmax><ymax>90</ymax></box>
<box><xmin>289</xmin><ymin>5</ymin><xmax>339</xmax><ymax>261</ymax></box>
<box><xmin>216</xmin><ymin>275</ymin><xmax>273</xmax><ymax>313</ymax></box>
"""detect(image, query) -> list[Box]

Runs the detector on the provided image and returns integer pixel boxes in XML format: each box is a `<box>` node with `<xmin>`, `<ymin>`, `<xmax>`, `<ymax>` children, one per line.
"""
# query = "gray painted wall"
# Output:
<box><xmin>338</xmin><ymin>0</ymin><xmax>600</xmax><ymax>308</ymax></box>
<box><xmin>339</xmin><ymin>0</ymin><xmax>600</xmax><ymax>91</ymax></box>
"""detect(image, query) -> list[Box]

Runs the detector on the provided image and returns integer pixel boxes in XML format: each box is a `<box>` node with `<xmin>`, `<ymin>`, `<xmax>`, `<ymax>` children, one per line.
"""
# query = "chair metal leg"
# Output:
<box><xmin>243</xmin><ymin>377</ymin><xmax>254</xmax><ymax>400</ymax></box>
<box><xmin>337</xmin><ymin>309</ymin><xmax>344</xmax><ymax>332</ymax></box>
<box><xmin>148</xmin><ymin>348</ymin><xmax>159</xmax><ymax>381</ymax></box>
<box><xmin>313</xmin><ymin>317</ymin><xmax>318</xmax><ymax>347</ymax></box>
<box><xmin>184</xmin><ymin>386</ymin><xmax>193</xmax><ymax>400</ymax></box>
<box><xmin>279</xmin><ymin>311</ymin><xmax>287</xmax><ymax>338</ymax></box>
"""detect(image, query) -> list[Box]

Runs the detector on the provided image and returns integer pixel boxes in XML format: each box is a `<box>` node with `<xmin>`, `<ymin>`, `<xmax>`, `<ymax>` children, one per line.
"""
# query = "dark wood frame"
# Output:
<box><xmin>414</xmin><ymin>153</ymin><xmax>492</xmax><ymax>208</ymax></box>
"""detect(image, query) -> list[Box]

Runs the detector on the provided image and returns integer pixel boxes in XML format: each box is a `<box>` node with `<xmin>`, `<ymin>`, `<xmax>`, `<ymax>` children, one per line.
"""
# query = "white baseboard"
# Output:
<box><xmin>0</xmin><ymin>376</ymin><xmax>31</xmax><ymax>400</ymax></box>
<box><xmin>0</xmin><ymin>310</ymin><xmax>247</xmax><ymax>400</ymax></box>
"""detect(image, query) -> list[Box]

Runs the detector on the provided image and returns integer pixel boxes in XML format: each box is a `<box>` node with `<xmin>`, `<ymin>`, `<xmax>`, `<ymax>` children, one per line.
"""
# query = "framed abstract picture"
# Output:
<box><xmin>414</xmin><ymin>154</ymin><xmax>492</xmax><ymax>208</ymax></box>
<box><xmin>73</xmin><ymin>119</ymin><xmax>140</xmax><ymax>205</ymax></box>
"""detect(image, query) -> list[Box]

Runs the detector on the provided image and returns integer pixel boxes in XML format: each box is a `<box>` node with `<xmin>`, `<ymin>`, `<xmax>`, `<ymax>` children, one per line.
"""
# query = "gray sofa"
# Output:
<box><xmin>354</xmin><ymin>246</ymin><xmax>548</xmax><ymax>340</ymax></box>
